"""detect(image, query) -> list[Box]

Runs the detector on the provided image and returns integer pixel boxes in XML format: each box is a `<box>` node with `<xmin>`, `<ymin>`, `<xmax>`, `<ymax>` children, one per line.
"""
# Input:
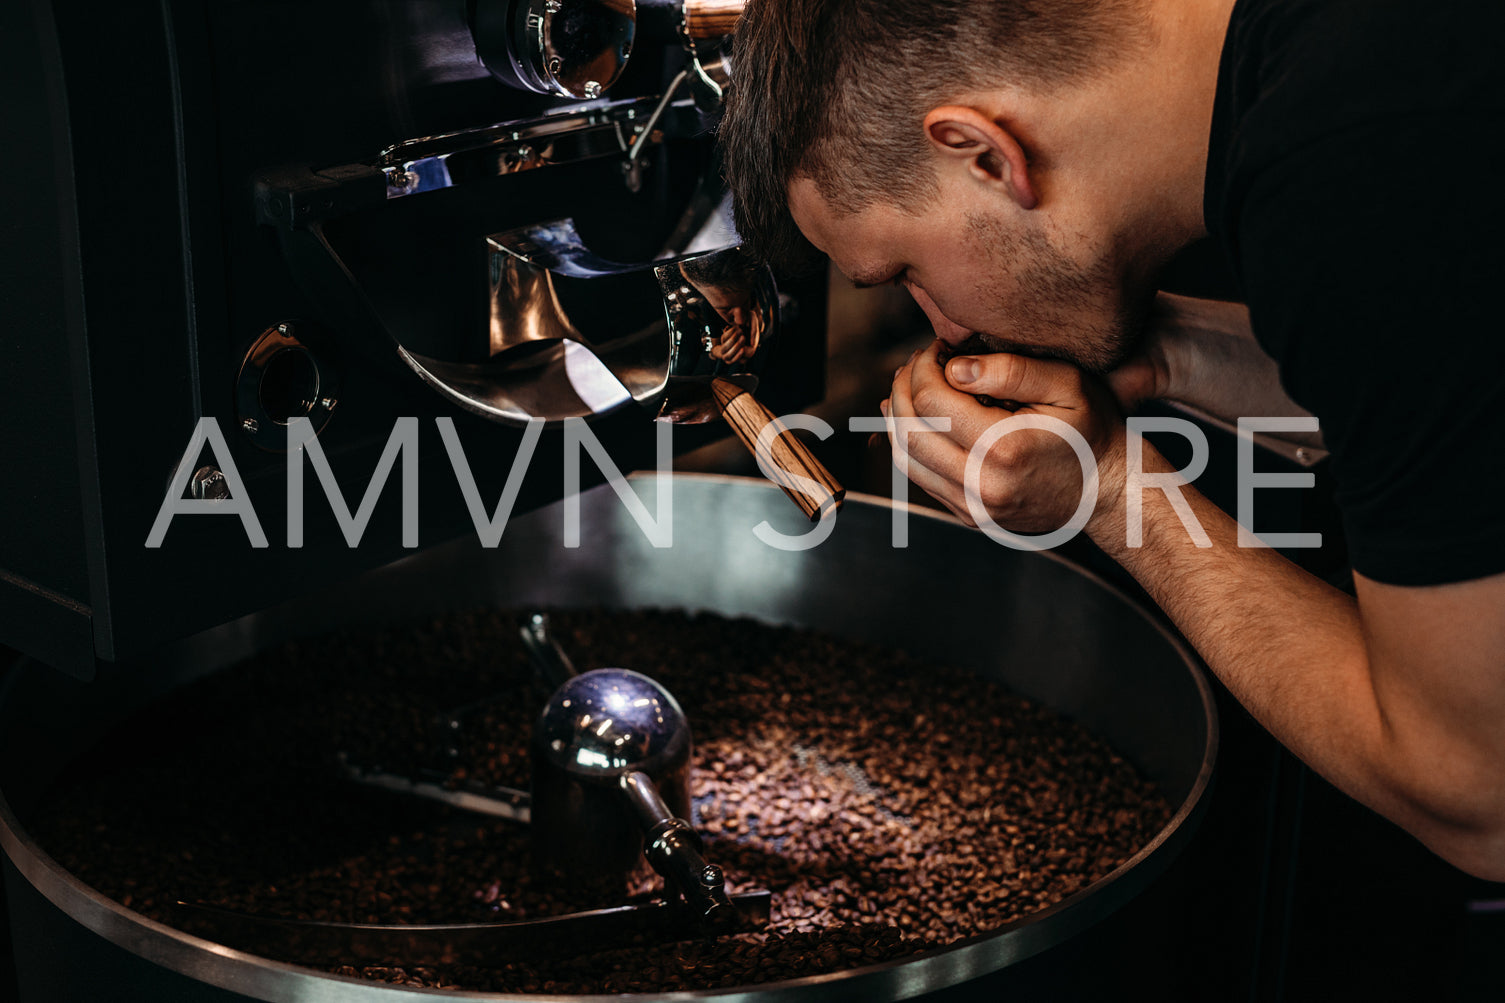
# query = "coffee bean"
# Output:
<box><xmin>31</xmin><ymin>608</ymin><xmax>1170</xmax><ymax>994</ymax></box>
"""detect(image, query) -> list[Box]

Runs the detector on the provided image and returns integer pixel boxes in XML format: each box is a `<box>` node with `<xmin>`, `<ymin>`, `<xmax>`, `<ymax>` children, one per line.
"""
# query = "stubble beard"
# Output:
<box><xmin>960</xmin><ymin>213</ymin><xmax>1150</xmax><ymax>376</ymax></box>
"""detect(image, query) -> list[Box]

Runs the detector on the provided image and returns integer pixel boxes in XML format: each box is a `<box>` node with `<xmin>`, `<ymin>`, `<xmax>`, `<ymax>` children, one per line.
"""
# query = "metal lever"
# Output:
<box><xmin>171</xmin><ymin>891</ymin><xmax>772</xmax><ymax>967</ymax></box>
<box><xmin>621</xmin><ymin>770</ymin><xmax>735</xmax><ymax>925</ymax></box>
<box><xmin>624</xmin><ymin>67</ymin><xmax>692</xmax><ymax>192</ymax></box>
<box><xmin>519</xmin><ymin>612</ymin><xmax>579</xmax><ymax>689</ymax></box>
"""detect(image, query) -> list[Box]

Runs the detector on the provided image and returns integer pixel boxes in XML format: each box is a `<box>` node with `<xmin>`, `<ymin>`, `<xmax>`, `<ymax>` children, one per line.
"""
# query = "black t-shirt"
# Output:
<box><xmin>1204</xmin><ymin>0</ymin><xmax>1505</xmax><ymax>586</ymax></box>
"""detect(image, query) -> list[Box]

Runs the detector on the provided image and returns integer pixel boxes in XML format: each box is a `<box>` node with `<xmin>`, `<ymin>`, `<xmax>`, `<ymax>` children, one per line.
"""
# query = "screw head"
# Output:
<box><xmin>547</xmin><ymin>55</ymin><xmax>563</xmax><ymax>76</ymax></box>
<box><xmin>276</xmin><ymin>323</ymin><xmax>291</xmax><ymax>336</ymax></box>
<box><xmin>241</xmin><ymin>418</ymin><xmax>260</xmax><ymax>435</ymax></box>
<box><xmin>190</xmin><ymin>466</ymin><xmax>230</xmax><ymax>501</ymax></box>
<box><xmin>544</xmin><ymin>0</ymin><xmax>561</xmax><ymax>11</ymax></box>
<box><xmin>583</xmin><ymin>80</ymin><xmax>602</xmax><ymax>98</ymax></box>
<box><xmin>319</xmin><ymin>397</ymin><xmax>338</xmax><ymax>412</ymax></box>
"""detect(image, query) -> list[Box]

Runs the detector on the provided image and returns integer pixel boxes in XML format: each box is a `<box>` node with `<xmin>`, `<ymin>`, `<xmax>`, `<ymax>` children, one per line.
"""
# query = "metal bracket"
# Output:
<box><xmin>252</xmin><ymin>164</ymin><xmax>387</xmax><ymax>229</ymax></box>
<box><xmin>254</xmin><ymin>95</ymin><xmax>703</xmax><ymax>229</ymax></box>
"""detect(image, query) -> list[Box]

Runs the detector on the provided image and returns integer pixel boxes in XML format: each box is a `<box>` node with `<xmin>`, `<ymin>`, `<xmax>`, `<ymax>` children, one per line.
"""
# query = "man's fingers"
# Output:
<box><xmin>891</xmin><ymin>449</ymin><xmax>976</xmax><ymax>526</ymax></box>
<box><xmin>902</xmin><ymin>343</ymin><xmax>1028</xmax><ymax>447</ymax></box>
<box><xmin>944</xmin><ymin>352</ymin><xmax>1085</xmax><ymax>408</ymax></box>
<box><xmin>886</xmin><ymin>367</ymin><xmax>972</xmax><ymax>477</ymax></box>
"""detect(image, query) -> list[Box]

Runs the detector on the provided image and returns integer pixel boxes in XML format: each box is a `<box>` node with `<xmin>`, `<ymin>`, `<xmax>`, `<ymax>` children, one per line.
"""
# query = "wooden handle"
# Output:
<box><xmin>713</xmin><ymin>379</ymin><xmax>845</xmax><ymax>521</ymax></box>
<box><xmin>683</xmin><ymin>0</ymin><xmax>744</xmax><ymax>39</ymax></box>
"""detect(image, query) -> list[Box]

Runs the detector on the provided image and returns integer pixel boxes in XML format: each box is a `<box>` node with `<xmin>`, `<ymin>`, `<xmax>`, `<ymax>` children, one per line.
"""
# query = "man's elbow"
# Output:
<box><xmin>1419</xmin><ymin>824</ymin><xmax>1505</xmax><ymax>882</ymax></box>
<box><xmin>1391</xmin><ymin>770</ymin><xmax>1505</xmax><ymax>881</ymax></box>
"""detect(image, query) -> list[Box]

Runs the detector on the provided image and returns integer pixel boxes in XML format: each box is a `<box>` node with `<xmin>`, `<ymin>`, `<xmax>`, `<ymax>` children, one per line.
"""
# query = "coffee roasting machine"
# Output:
<box><xmin>0</xmin><ymin>4</ymin><xmax>1225</xmax><ymax>1000</ymax></box>
<box><xmin>4</xmin><ymin>2</ymin><xmax>1496</xmax><ymax>1002</ymax></box>
<box><xmin>1</xmin><ymin>0</ymin><xmax>828</xmax><ymax>680</ymax></box>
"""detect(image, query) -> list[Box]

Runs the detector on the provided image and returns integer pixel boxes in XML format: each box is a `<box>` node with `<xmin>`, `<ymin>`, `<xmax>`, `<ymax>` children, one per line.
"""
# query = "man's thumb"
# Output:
<box><xmin>944</xmin><ymin>353</ymin><xmax>1076</xmax><ymax>406</ymax></box>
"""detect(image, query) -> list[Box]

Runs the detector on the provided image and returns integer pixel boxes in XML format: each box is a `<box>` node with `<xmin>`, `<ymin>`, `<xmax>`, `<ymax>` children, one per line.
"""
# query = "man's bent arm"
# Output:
<box><xmin>891</xmin><ymin>344</ymin><xmax>1505</xmax><ymax>879</ymax></box>
<box><xmin>1097</xmin><ymin>442</ymin><xmax>1505</xmax><ymax>879</ymax></box>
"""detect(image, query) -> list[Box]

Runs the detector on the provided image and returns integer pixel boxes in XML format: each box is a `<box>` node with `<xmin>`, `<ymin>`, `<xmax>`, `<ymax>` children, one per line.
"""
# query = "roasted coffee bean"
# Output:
<box><xmin>30</xmin><ymin>608</ymin><xmax>1169</xmax><ymax>994</ymax></box>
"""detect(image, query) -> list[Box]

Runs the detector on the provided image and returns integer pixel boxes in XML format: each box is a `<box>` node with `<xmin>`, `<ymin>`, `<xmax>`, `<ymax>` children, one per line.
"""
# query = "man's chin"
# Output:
<box><xmin>933</xmin><ymin>290</ymin><xmax>1151</xmax><ymax>375</ymax></box>
<box><xmin>946</xmin><ymin>332</ymin><xmax>1015</xmax><ymax>358</ymax></box>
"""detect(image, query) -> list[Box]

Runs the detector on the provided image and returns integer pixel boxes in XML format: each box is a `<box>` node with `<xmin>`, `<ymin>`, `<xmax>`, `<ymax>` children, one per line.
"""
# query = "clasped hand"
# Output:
<box><xmin>882</xmin><ymin>341</ymin><xmax>1129</xmax><ymax>539</ymax></box>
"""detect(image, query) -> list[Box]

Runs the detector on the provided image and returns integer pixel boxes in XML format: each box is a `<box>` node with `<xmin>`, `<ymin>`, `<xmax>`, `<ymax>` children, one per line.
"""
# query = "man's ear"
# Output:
<box><xmin>923</xmin><ymin>106</ymin><xmax>1038</xmax><ymax>210</ymax></box>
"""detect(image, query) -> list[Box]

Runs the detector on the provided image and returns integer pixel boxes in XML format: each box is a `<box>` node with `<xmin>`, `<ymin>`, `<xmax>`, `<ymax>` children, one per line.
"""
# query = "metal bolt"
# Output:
<box><xmin>1295</xmin><ymin>447</ymin><xmax>1312</xmax><ymax>464</ymax></box>
<box><xmin>516</xmin><ymin>144</ymin><xmax>534</xmax><ymax>162</ymax></box>
<box><xmin>583</xmin><ymin>80</ymin><xmax>602</xmax><ymax>98</ymax></box>
<box><xmin>547</xmin><ymin>55</ymin><xmax>563</xmax><ymax>77</ymax></box>
<box><xmin>544</xmin><ymin>0</ymin><xmax>561</xmax><ymax>11</ymax></box>
<box><xmin>277</xmin><ymin>323</ymin><xmax>290</xmax><ymax>336</ymax></box>
<box><xmin>622</xmin><ymin>159</ymin><xmax>643</xmax><ymax>193</ymax></box>
<box><xmin>701</xmin><ymin>865</ymin><xmax>724</xmax><ymax>885</ymax></box>
<box><xmin>319</xmin><ymin>397</ymin><xmax>338</xmax><ymax>412</ymax></box>
<box><xmin>189</xmin><ymin>466</ymin><xmax>230</xmax><ymax>501</ymax></box>
<box><xmin>241</xmin><ymin>418</ymin><xmax>260</xmax><ymax>435</ymax></box>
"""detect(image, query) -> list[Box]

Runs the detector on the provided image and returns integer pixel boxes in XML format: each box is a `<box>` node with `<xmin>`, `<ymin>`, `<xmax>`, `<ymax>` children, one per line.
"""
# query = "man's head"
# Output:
<box><xmin>721</xmin><ymin>0</ymin><xmax>1205</xmax><ymax>373</ymax></box>
<box><xmin>680</xmin><ymin>248</ymin><xmax>759</xmax><ymax>326</ymax></box>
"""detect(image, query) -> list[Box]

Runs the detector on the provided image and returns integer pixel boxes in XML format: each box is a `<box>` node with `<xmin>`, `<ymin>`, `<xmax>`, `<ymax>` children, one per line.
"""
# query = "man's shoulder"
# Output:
<box><xmin>1217</xmin><ymin>0</ymin><xmax>1504</xmax><ymax>171</ymax></box>
<box><xmin>1207</xmin><ymin>0</ymin><xmax>1505</xmax><ymax>263</ymax></box>
<box><xmin>1205</xmin><ymin>0</ymin><xmax>1505</xmax><ymax>589</ymax></box>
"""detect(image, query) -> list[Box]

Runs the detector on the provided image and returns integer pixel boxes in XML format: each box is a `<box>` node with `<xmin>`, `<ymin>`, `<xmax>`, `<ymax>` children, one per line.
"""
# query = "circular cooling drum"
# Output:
<box><xmin>0</xmin><ymin>475</ymin><xmax>1216</xmax><ymax>1002</ymax></box>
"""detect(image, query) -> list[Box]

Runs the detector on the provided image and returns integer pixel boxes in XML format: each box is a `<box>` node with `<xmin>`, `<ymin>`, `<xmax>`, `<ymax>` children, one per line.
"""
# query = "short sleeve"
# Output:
<box><xmin>1235</xmin><ymin>112</ymin><xmax>1505</xmax><ymax>585</ymax></box>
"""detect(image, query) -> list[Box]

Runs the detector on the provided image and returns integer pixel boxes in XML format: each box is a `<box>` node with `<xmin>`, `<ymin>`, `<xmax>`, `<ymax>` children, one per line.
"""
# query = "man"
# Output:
<box><xmin>719</xmin><ymin>0</ymin><xmax>1505</xmax><ymax>880</ymax></box>
<box><xmin>680</xmin><ymin>251</ymin><xmax>765</xmax><ymax>364</ymax></box>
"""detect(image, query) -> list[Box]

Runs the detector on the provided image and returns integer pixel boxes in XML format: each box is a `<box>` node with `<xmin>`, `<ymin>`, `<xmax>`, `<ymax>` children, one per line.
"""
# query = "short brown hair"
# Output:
<box><xmin>721</xmin><ymin>0</ymin><xmax>1148</xmax><ymax>269</ymax></box>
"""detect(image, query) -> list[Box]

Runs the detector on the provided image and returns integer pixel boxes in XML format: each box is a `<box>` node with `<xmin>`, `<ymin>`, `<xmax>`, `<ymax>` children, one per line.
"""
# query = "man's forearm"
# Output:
<box><xmin>1090</xmin><ymin>440</ymin><xmax>1505</xmax><ymax>877</ymax></box>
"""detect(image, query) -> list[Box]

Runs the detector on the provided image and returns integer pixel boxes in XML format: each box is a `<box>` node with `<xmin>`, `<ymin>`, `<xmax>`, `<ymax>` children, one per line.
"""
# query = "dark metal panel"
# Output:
<box><xmin>0</xmin><ymin>575</ymin><xmax>92</xmax><ymax>678</ymax></box>
<box><xmin>0</xmin><ymin>0</ymin><xmax>92</xmax><ymax>634</ymax></box>
<box><xmin>44</xmin><ymin>0</ymin><xmax>205</xmax><ymax>665</ymax></box>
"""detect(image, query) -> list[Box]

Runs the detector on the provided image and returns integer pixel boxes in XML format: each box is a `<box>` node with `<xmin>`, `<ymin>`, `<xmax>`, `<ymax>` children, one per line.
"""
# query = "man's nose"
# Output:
<box><xmin>908</xmin><ymin>287</ymin><xmax>971</xmax><ymax>347</ymax></box>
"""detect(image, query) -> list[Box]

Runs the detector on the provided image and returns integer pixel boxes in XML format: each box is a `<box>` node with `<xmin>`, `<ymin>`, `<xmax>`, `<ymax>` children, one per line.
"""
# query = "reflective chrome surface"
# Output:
<box><xmin>532</xmin><ymin>668</ymin><xmax>694</xmax><ymax>881</ymax></box>
<box><xmin>234</xmin><ymin>322</ymin><xmax>341</xmax><ymax>452</ymax></box>
<box><xmin>471</xmin><ymin>0</ymin><xmax>637</xmax><ymax>99</ymax></box>
<box><xmin>537</xmin><ymin>668</ymin><xmax>690</xmax><ymax>778</ymax></box>
<box><xmin>621</xmin><ymin>770</ymin><xmax>737</xmax><ymax>924</ymax></box>
<box><xmin>378</xmin><ymin>94</ymin><xmax>699</xmax><ymax>200</ymax></box>
<box><xmin>688</xmin><ymin>46</ymin><xmax>731</xmax><ymax>110</ymax></box>
<box><xmin>400</xmin><ymin>218</ymin><xmax>775</xmax><ymax>424</ymax></box>
<box><xmin>623</xmin><ymin>67</ymin><xmax>691</xmax><ymax>192</ymax></box>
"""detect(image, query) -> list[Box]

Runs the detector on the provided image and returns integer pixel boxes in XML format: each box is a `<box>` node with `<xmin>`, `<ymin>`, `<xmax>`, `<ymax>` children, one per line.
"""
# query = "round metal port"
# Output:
<box><xmin>236</xmin><ymin>322</ymin><xmax>341</xmax><ymax>451</ymax></box>
<box><xmin>257</xmin><ymin>346</ymin><xmax>321</xmax><ymax>425</ymax></box>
